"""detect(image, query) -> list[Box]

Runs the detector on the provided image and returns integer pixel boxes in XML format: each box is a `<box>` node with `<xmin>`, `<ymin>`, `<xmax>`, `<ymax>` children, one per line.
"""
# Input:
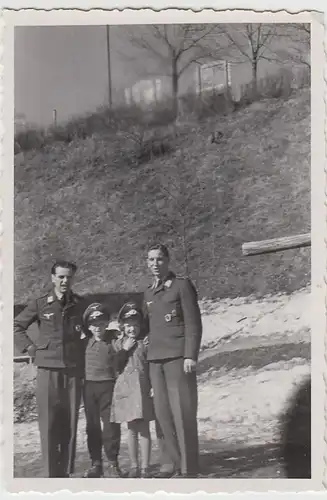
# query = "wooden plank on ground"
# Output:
<box><xmin>14</xmin><ymin>356</ymin><xmax>32</xmax><ymax>363</ymax></box>
<box><xmin>242</xmin><ymin>233</ymin><xmax>311</xmax><ymax>256</ymax></box>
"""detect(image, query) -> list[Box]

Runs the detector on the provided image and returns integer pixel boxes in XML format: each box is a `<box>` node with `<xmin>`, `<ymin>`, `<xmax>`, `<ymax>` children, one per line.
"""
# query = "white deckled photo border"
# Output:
<box><xmin>0</xmin><ymin>2</ymin><xmax>326</xmax><ymax>497</ymax></box>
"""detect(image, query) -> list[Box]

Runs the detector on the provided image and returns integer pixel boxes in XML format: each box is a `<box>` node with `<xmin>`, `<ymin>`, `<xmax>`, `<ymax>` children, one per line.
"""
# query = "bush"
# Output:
<box><xmin>137</xmin><ymin>136</ymin><xmax>173</xmax><ymax>163</ymax></box>
<box><xmin>146</xmin><ymin>99</ymin><xmax>176</xmax><ymax>127</ymax></box>
<box><xmin>15</xmin><ymin>127</ymin><xmax>47</xmax><ymax>153</ymax></box>
<box><xmin>14</xmin><ymin>364</ymin><xmax>37</xmax><ymax>423</ymax></box>
<box><xmin>236</xmin><ymin>67</ymin><xmax>310</xmax><ymax>111</ymax></box>
<box><xmin>257</xmin><ymin>69</ymin><xmax>293</xmax><ymax>100</ymax></box>
<box><xmin>197</xmin><ymin>90</ymin><xmax>234</xmax><ymax>119</ymax></box>
<box><xmin>118</xmin><ymin>125</ymin><xmax>175</xmax><ymax>165</ymax></box>
<box><xmin>177</xmin><ymin>90</ymin><xmax>234</xmax><ymax>121</ymax></box>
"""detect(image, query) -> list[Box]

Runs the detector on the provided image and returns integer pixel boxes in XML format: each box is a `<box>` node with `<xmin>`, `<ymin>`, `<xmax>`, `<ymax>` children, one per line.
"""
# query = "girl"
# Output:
<box><xmin>110</xmin><ymin>302</ymin><xmax>155</xmax><ymax>478</ymax></box>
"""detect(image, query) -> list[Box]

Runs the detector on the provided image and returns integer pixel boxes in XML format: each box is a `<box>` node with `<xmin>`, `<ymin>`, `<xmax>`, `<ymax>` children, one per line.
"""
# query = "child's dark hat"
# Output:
<box><xmin>118</xmin><ymin>302</ymin><xmax>142</xmax><ymax>323</ymax></box>
<box><xmin>83</xmin><ymin>302</ymin><xmax>110</xmax><ymax>326</ymax></box>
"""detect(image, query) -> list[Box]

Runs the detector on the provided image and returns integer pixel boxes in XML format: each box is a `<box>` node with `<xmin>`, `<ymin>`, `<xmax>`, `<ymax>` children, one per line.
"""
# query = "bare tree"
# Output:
<box><xmin>273</xmin><ymin>23</ymin><xmax>310</xmax><ymax>68</ymax></box>
<box><xmin>218</xmin><ymin>24</ymin><xmax>278</xmax><ymax>95</ymax></box>
<box><xmin>121</xmin><ymin>24</ymin><xmax>220</xmax><ymax>117</ymax></box>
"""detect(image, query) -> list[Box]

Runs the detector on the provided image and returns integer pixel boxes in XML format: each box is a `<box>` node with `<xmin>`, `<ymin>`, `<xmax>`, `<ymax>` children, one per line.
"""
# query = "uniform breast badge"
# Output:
<box><xmin>165</xmin><ymin>313</ymin><xmax>172</xmax><ymax>322</ymax></box>
<box><xmin>76</xmin><ymin>324</ymin><xmax>86</xmax><ymax>339</ymax></box>
<box><xmin>43</xmin><ymin>313</ymin><xmax>54</xmax><ymax>319</ymax></box>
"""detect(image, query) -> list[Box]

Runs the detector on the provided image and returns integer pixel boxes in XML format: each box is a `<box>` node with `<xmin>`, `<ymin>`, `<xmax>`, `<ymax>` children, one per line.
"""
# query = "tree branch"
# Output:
<box><xmin>222</xmin><ymin>27</ymin><xmax>252</xmax><ymax>62</ymax></box>
<box><xmin>179</xmin><ymin>25</ymin><xmax>217</xmax><ymax>55</ymax></box>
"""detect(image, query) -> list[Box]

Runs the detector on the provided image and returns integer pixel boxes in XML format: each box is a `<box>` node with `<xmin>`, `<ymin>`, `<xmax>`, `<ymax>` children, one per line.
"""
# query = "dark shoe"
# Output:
<box><xmin>83</xmin><ymin>463</ymin><xmax>103</xmax><ymax>478</ymax></box>
<box><xmin>170</xmin><ymin>469</ymin><xmax>182</xmax><ymax>478</ymax></box>
<box><xmin>140</xmin><ymin>468</ymin><xmax>151</xmax><ymax>478</ymax></box>
<box><xmin>128</xmin><ymin>467</ymin><xmax>140</xmax><ymax>478</ymax></box>
<box><xmin>181</xmin><ymin>472</ymin><xmax>199</xmax><ymax>478</ymax></box>
<box><xmin>156</xmin><ymin>468</ymin><xmax>181</xmax><ymax>478</ymax></box>
<box><xmin>108</xmin><ymin>462</ymin><xmax>122</xmax><ymax>478</ymax></box>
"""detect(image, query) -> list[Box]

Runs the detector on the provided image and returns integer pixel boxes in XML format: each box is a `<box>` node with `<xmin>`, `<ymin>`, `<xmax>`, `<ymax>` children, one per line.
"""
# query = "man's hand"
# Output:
<box><xmin>143</xmin><ymin>335</ymin><xmax>149</xmax><ymax>346</ymax></box>
<box><xmin>122</xmin><ymin>337</ymin><xmax>136</xmax><ymax>351</ymax></box>
<box><xmin>184</xmin><ymin>358</ymin><xmax>197</xmax><ymax>374</ymax></box>
<box><xmin>27</xmin><ymin>344</ymin><xmax>37</xmax><ymax>358</ymax></box>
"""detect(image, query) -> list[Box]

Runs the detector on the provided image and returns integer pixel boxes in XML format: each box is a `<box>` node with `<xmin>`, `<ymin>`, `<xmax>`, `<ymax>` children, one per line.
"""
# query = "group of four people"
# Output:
<box><xmin>14</xmin><ymin>244</ymin><xmax>203</xmax><ymax>478</ymax></box>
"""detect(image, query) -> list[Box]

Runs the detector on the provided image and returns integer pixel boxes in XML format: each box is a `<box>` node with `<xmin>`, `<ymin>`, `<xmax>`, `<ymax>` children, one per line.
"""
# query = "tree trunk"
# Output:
<box><xmin>171</xmin><ymin>57</ymin><xmax>179</xmax><ymax>119</ymax></box>
<box><xmin>251</xmin><ymin>58</ymin><xmax>258</xmax><ymax>98</ymax></box>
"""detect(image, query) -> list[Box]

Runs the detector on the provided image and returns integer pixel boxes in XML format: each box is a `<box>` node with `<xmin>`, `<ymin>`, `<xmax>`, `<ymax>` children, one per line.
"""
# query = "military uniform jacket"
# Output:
<box><xmin>14</xmin><ymin>290</ymin><xmax>85</xmax><ymax>372</ymax></box>
<box><xmin>143</xmin><ymin>272</ymin><xmax>202</xmax><ymax>362</ymax></box>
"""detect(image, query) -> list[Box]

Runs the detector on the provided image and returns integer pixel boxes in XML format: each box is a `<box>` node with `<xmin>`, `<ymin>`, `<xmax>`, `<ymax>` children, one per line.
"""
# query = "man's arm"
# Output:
<box><xmin>179</xmin><ymin>278</ymin><xmax>203</xmax><ymax>362</ymax></box>
<box><xmin>14</xmin><ymin>299</ymin><xmax>39</xmax><ymax>354</ymax></box>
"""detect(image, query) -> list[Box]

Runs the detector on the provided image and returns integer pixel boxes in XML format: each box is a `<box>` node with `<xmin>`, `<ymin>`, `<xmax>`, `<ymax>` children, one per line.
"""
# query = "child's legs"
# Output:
<box><xmin>83</xmin><ymin>382</ymin><xmax>102</xmax><ymax>463</ymax></box>
<box><xmin>127</xmin><ymin>420</ymin><xmax>139</xmax><ymax>468</ymax></box>
<box><xmin>138</xmin><ymin>419</ymin><xmax>151</xmax><ymax>470</ymax></box>
<box><xmin>98</xmin><ymin>381</ymin><xmax>121</xmax><ymax>464</ymax></box>
<box><xmin>127</xmin><ymin>419</ymin><xmax>151</xmax><ymax>470</ymax></box>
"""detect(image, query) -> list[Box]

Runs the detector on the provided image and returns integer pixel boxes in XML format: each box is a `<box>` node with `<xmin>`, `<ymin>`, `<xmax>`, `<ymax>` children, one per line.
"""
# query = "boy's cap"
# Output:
<box><xmin>83</xmin><ymin>302</ymin><xmax>110</xmax><ymax>326</ymax></box>
<box><xmin>118</xmin><ymin>302</ymin><xmax>142</xmax><ymax>323</ymax></box>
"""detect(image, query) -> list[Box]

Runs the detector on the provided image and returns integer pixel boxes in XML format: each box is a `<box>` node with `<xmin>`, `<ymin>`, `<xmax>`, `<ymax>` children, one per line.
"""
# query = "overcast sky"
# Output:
<box><xmin>15</xmin><ymin>26</ymin><xmax>148</xmax><ymax>126</ymax></box>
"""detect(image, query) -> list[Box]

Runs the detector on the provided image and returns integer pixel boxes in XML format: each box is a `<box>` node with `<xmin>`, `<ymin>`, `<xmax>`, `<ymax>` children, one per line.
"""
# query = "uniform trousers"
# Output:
<box><xmin>83</xmin><ymin>380</ymin><xmax>121</xmax><ymax>464</ymax></box>
<box><xmin>36</xmin><ymin>367</ymin><xmax>82</xmax><ymax>478</ymax></box>
<box><xmin>149</xmin><ymin>357</ymin><xmax>199</xmax><ymax>475</ymax></box>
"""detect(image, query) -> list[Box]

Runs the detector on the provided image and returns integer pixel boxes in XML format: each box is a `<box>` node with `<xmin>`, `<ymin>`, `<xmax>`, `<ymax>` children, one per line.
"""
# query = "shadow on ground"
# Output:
<box><xmin>280</xmin><ymin>377</ymin><xmax>311</xmax><ymax>478</ymax></box>
<box><xmin>14</xmin><ymin>440</ymin><xmax>285</xmax><ymax>479</ymax></box>
<box><xmin>197</xmin><ymin>342</ymin><xmax>310</xmax><ymax>375</ymax></box>
<box><xmin>199</xmin><ymin>441</ymin><xmax>283</xmax><ymax>478</ymax></box>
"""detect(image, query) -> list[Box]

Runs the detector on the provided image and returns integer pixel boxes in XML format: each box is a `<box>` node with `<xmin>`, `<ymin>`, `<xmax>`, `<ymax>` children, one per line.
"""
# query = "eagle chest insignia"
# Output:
<box><xmin>43</xmin><ymin>312</ymin><xmax>54</xmax><ymax>320</ymax></box>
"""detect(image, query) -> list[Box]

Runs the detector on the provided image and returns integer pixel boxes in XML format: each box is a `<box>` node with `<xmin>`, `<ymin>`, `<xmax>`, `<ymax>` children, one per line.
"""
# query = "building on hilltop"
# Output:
<box><xmin>123</xmin><ymin>60</ymin><xmax>234</xmax><ymax>108</ymax></box>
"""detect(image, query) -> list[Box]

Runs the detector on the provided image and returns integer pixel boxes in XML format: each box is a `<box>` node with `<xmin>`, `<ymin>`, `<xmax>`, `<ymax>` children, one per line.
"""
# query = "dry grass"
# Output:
<box><xmin>14</xmin><ymin>84</ymin><xmax>310</xmax><ymax>304</ymax></box>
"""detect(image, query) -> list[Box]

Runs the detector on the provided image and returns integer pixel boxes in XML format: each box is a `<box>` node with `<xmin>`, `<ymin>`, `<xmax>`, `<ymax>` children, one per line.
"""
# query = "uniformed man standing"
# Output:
<box><xmin>143</xmin><ymin>244</ymin><xmax>203</xmax><ymax>478</ymax></box>
<box><xmin>14</xmin><ymin>261</ymin><xmax>85</xmax><ymax>477</ymax></box>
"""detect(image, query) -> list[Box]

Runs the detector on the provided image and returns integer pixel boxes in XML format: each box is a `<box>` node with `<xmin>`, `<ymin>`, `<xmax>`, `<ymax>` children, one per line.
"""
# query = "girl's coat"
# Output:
<box><xmin>110</xmin><ymin>337</ymin><xmax>155</xmax><ymax>424</ymax></box>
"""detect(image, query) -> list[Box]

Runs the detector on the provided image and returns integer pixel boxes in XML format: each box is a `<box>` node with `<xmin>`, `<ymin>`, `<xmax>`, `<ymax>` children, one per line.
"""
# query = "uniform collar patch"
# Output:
<box><xmin>164</xmin><ymin>279</ymin><xmax>172</xmax><ymax>289</ymax></box>
<box><xmin>47</xmin><ymin>295</ymin><xmax>54</xmax><ymax>304</ymax></box>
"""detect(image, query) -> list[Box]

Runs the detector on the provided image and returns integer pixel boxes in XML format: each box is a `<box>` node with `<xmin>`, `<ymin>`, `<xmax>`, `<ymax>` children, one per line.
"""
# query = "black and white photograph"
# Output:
<box><xmin>2</xmin><ymin>5</ymin><xmax>325</xmax><ymax>494</ymax></box>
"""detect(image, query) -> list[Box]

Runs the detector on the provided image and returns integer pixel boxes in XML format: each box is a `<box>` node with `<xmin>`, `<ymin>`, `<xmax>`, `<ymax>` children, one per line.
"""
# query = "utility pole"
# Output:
<box><xmin>106</xmin><ymin>25</ymin><xmax>113</xmax><ymax>108</ymax></box>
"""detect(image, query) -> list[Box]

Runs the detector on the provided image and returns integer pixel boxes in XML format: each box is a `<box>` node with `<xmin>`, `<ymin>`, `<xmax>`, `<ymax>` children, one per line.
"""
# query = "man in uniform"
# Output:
<box><xmin>143</xmin><ymin>244</ymin><xmax>203</xmax><ymax>478</ymax></box>
<box><xmin>14</xmin><ymin>260</ymin><xmax>85</xmax><ymax>477</ymax></box>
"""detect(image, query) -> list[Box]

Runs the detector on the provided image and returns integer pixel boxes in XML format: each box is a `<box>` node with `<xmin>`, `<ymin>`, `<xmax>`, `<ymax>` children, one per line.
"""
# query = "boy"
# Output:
<box><xmin>82</xmin><ymin>302</ymin><xmax>135</xmax><ymax>478</ymax></box>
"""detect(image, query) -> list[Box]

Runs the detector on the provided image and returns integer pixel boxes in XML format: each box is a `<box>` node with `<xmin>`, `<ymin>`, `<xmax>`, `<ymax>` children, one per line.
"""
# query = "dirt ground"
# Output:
<box><xmin>14</xmin><ymin>286</ymin><xmax>311</xmax><ymax>478</ymax></box>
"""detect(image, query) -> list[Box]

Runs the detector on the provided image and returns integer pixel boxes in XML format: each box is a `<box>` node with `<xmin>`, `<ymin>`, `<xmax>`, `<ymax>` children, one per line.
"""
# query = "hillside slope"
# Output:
<box><xmin>14</xmin><ymin>88</ymin><xmax>310</xmax><ymax>302</ymax></box>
